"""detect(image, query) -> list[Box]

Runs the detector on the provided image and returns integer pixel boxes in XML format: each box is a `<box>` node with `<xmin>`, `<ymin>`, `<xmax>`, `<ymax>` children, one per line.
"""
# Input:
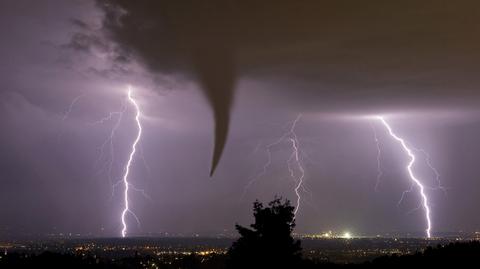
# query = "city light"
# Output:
<box><xmin>342</xmin><ymin>232</ymin><xmax>352</xmax><ymax>239</ymax></box>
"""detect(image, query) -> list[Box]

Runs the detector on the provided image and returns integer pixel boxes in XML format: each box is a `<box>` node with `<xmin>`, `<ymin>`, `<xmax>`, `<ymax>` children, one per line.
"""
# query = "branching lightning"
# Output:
<box><xmin>62</xmin><ymin>94</ymin><xmax>84</xmax><ymax>121</ymax></box>
<box><xmin>375</xmin><ymin>116</ymin><xmax>432</xmax><ymax>238</ymax></box>
<box><xmin>93</xmin><ymin>105</ymin><xmax>126</xmax><ymax>188</ymax></box>
<box><xmin>120</xmin><ymin>87</ymin><xmax>143</xmax><ymax>238</ymax></box>
<box><xmin>411</xmin><ymin>146</ymin><xmax>447</xmax><ymax>196</ymax></box>
<box><xmin>288</xmin><ymin>137</ymin><xmax>305</xmax><ymax>215</ymax></box>
<box><xmin>86</xmin><ymin>87</ymin><xmax>147</xmax><ymax>237</ymax></box>
<box><xmin>57</xmin><ymin>94</ymin><xmax>85</xmax><ymax>143</ymax></box>
<box><xmin>59</xmin><ymin>89</ymin><xmax>448</xmax><ymax>238</ymax></box>
<box><xmin>243</xmin><ymin>114</ymin><xmax>307</xmax><ymax>216</ymax></box>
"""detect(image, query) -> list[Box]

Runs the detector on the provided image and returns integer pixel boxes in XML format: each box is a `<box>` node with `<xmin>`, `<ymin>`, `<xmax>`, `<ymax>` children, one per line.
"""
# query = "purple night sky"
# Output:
<box><xmin>1</xmin><ymin>0</ymin><xmax>480</xmax><ymax>238</ymax></box>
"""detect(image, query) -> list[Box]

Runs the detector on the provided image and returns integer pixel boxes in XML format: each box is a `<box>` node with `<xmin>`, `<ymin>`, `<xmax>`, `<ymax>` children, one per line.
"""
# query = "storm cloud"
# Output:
<box><xmin>97</xmin><ymin>0</ymin><xmax>480</xmax><ymax>175</ymax></box>
<box><xmin>2</xmin><ymin>0</ymin><xmax>480</xmax><ymax>238</ymax></box>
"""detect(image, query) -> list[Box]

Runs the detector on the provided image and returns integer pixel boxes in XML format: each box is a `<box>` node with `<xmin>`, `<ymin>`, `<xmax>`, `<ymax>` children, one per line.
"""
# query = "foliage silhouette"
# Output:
<box><xmin>363</xmin><ymin>241</ymin><xmax>480</xmax><ymax>267</ymax></box>
<box><xmin>227</xmin><ymin>197</ymin><xmax>302</xmax><ymax>268</ymax></box>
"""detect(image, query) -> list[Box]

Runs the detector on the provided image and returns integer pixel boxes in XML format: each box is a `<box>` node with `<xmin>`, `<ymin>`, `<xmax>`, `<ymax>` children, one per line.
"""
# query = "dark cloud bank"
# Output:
<box><xmin>97</xmin><ymin>0</ymin><xmax>480</xmax><ymax>175</ymax></box>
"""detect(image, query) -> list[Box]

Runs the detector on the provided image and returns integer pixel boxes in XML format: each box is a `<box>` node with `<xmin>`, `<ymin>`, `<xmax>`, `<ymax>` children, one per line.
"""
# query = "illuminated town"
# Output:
<box><xmin>1</xmin><ymin>231</ymin><xmax>479</xmax><ymax>267</ymax></box>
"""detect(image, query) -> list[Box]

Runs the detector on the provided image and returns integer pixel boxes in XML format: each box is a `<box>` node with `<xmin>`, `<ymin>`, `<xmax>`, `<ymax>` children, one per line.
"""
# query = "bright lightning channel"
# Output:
<box><xmin>243</xmin><ymin>114</ymin><xmax>307</xmax><ymax>216</ymax></box>
<box><xmin>121</xmin><ymin>87</ymin><xmax>143</xmax><ymax>238</ymax></box>
<box><xmin>375</xmin><ymin>116</ymin><xmax>432</xmax><ymax>238</ymax></box>
<box><xmin>59</xmin><ymin>88</ymin><xmax>148</xmax><ymax>236</ymax></box>
<box><xmin>288</xmin><ymin>137</ymin><xmax>305</xmax><ymax>216</ymax></box>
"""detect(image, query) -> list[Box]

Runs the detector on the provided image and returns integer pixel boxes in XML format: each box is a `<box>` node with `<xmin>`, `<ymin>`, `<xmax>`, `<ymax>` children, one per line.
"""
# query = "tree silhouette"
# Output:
<box><xmin>227</xmin><ymin>198</ymin><xmax>302</xmax><ymax>268</ymax></box>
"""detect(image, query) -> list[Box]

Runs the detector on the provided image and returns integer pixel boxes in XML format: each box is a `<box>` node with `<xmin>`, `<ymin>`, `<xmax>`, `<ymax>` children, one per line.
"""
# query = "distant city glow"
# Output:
<box><xmin>323</xmin><ymin>231</ymin><xmax>333</xmax><ymax>238</ymax></box>
<box><xmin>342</xmin><ymin>232</ymin><xmax>352</xmax><ymax>239</ymax></box>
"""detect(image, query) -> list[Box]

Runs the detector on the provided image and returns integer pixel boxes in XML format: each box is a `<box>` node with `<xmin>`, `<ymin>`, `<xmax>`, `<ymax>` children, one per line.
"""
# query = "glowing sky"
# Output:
<box><xmin>1</xmin><ymin>0</ymin><xmax>480</xmax><ymax>237</ymax></box>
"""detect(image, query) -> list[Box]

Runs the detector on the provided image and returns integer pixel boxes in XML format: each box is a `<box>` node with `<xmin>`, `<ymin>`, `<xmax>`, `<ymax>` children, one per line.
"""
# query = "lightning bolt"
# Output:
<box><xmin>58</xmin><ymin>87</ymin><xmax>148</xmax><ymax>236</ymax></box>
<box><xmin>375</xmin><ymin>116</ymin><xmax>432</xmax><ymax>238</ymax></box>
<box><xmin>87</xmin><ymin>88</ymin><xmax>148</xmax><ymax>236</ymax></box>
<box><xmin>59</xmin><ymin>92</ymin><xmax>126</xmax><ymax>195</ymax></box>
<box><xmin>120</xmin><ymin>87</ymin><xmax>143</xmax><ymax>238</ymax></box>
<box><xmin>411</xmin><ymin>146</ymin><xmax>447</xmax><ymax>196</ymax></box>
<box><xmin>56</xmin><ymin>94</ymin><xmax>85</xmax><ymax>143</ymax></box>
<box><xmin>62</xmin><ymin>94</ymin><xmax>84</xmax><ymax>121</ymax></box>
<box><xmin>93</xmin><ymin>105</ymin><xmax>127</xmax><ymax>189</ymax></box>
<box><xmin>288</xmin><ymin>137</ymin><xmax>305</xmax><ymax>216</ymax></box>
<box><xmin>243</xmin><ymin>114</ymin><xmax>307</xmax><ymax>216</ymax></box>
